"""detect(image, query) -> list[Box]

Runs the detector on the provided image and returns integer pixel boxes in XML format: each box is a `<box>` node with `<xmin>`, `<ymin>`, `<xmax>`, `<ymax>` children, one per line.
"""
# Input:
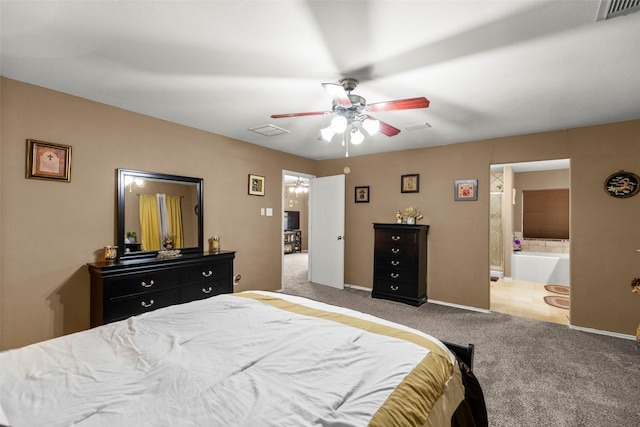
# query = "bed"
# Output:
<box><xmin>0</xmin><ymin>291</ymin><xmax>486</xmax><ymax>426</ymax></box>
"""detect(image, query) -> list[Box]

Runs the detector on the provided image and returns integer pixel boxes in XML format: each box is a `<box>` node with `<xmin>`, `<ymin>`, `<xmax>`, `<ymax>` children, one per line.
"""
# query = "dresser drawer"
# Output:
<box><xmin>106</xmin><ymin>288</ymin><xmax>180</xmax><ymax>322</ymax></box>
<box><xmin>181</xmin><ymin>261</ymin><xmax>231</xmax><ymax>285</ymax></box>
<box><xmin>180</xmin><ymin>280</ymin><xmax>232</xmax><ymax>303</ymax></box>
<box><xmin>375</xmin><ymin>230</ymin><xmax>418</xmax><ymax>251</ymax></box>
<box><xmin>105</xmin><ymin>270</ymin><xmax>180</xmax><ymax>299</ymax></box>
<box><xmin>373</xmin><ymin>279</ymin><xmax>417</xmax><ymax>299</ymax></box>
<box><xmin>374</xmin><ymin>265</ymin><xmax>417</xmax><ymax>285</ymax></box>
<box><xmin>374</xmin><ymin>254</ymin><xmax>417</xmax><ymax>271</ymax></box>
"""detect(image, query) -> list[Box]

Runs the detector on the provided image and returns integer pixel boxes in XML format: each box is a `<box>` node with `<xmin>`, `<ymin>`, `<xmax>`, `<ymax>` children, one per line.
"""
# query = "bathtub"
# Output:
<box><xmin>511</xmin><ymin>251</ymin><xmax>570</xmax><ymax>286</ymax></box>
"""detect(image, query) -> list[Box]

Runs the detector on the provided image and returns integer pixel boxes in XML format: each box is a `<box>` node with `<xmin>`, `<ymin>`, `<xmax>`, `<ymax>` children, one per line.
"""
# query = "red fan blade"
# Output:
<box><xmin>322</xmin><ymin>83</ymin><xmax>352</xmax><ymax>107</ymax></box>
<box><xmin>271</xmin><ymin>111</ymin><xmax>328</xmax><ymax>119</ymax></box>
<box><xmin>366</xmin><ymin>115</ymin><xmax>401</xmax><ymax>137</ymax></box>
<box><xmin>367</xmin><ymin>97</ymin><xmax>430</xmax><ymax>113</ymax></box>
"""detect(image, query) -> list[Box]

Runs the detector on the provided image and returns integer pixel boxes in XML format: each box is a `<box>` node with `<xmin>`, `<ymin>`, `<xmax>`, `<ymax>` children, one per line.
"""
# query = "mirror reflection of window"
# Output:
<box><xmin>123</xmin><ymin>177</ymin><xmax>198</xmax><ymax>253</ymax></box>
<box><xmin>139</xmin><ymin>194</ymin><xmax>184</xmax><ymax>251</ymax></box>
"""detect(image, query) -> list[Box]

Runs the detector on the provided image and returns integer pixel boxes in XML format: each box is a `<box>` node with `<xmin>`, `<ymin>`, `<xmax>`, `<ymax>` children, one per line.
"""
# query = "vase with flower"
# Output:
<box><xmin>404</xmin><ymin>206</ymin><xmax>423</xmax><ymax>225</ymax></box>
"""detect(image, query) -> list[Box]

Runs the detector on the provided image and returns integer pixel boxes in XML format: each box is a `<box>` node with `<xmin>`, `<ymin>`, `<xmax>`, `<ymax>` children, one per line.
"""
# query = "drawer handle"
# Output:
<box><xmin>391</xmin><ymin>260</ymin><xmax>400</xmax><ymax>266</ymax></box>
<box><xmin>390</xmin><ymin>273</ymin><xmax>399</xmax><ymax>279</ymax></box>
<box><xmin>141</xmin><ymin>299</ymin><xmax>154</xmax><ymax>308</ymax></box>
<box><xmin>202</xmin><ymin>270</ymin><xmax>213</xmax><ymax>278</ymax></box>
<box><xmin>202</xmin><ymin>286</ymin><xmax>213</xmax><ymax>294</ymax></box>
<box><xmin>391</xmin><ymin>235</ymin><xmax>401</xmax><ymax>241</ymax></box>
<box><xmin>391</xmin><ymin>248</ymin><xmax>400</xmax><ymax>254</ymax></box>
<box><xmin>141</xmin><ymin>280</ymin><xmax>155</xmax><ymax>288</ymax></box>
<box><xmin>390</xmin><ymin>285</ymin><xmax>399</xmax><ymax>291</ymax></box>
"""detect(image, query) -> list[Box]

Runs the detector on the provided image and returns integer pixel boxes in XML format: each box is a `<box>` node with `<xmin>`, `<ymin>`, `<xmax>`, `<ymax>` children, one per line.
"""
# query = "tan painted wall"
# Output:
<box><xmin>2</xmin><ymin>77</ymin><xmax>639</xmax><ymax>349</ymax></box>
<box><xmin>319</xmin><ymin>123</ymin><xmax>639</xmax><ymax>336</ymax></box>
<box><xmin>0</xmin><ymin>78</ymin><xmax>317</xmax><ymax>349</ymax></box>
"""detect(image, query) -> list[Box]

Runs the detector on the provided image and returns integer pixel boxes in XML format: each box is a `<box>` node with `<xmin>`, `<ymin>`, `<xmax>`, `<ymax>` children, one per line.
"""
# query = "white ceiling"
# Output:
<box><xmin>2</xmin><ymin>1</ymin><xmax>639</xmax><ymax>161</ymax></box>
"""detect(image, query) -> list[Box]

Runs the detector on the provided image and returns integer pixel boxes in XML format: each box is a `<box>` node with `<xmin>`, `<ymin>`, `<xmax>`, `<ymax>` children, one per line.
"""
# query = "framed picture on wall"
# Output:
<box><xmin>248</xmin><ymin>174</ymin><xmax>265</xmax><ymax>196</ymax></box>
<box><xmin>401</xmin><ymin>174</ymin><xmax>419</xmax><ymax>193</ymax></box>
<box><xmin>454</xmin><ymin>179</ymin><xmax>478</xmax><ymax>201</ymax></box>
<box><xmin>355</xmin><ymin>186</ymin><xmax>370</xmax><ymax>203</ymax></box>
<box><xmin>26</xmin><ymin>139</ymin><xmax>72</xmax><ymax>183</ymax></box>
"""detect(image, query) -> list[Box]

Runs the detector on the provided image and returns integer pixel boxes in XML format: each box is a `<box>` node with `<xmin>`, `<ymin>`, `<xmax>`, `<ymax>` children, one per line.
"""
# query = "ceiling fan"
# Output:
<box><xmin>270</xmin><ymin>78</ymin><xmax>430</xmax><ymax>141</ymax></box>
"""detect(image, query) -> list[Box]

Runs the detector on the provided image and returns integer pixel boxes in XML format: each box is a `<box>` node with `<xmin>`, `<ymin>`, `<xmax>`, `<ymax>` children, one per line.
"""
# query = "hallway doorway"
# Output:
<box><xmin>282</xmin><ymin>171</ymin><xmax>311</xmax><ymax>291</ymax></box>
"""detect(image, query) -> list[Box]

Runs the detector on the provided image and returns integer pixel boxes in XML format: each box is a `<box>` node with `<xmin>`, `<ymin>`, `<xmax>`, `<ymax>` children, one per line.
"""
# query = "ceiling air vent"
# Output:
<box><xmin>596</xmin><ymin>0</ymin><xmax>640</xmax><ymax>21</ymax></box>
<box><xmin>248</xmin><ymin>124</ymin><xmax>289</xmax><ymax>137</ymax></box>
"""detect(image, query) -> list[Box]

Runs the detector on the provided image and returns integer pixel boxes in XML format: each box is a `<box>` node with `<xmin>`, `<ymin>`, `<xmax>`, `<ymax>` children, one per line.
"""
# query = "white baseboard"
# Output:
<box><xmin>428</xmin><ymin>299</ymin><xmax>491</xmax><ymax>314</ymax></box>
<box><xmin>344</xmin><ymin>284</ymin><xmax>371</xmax><ymax>292</ymax></box>
<box><xmin>569</xmin><ymin>324</ymin><xmax>637</xmax><ymax>341</ymax></box>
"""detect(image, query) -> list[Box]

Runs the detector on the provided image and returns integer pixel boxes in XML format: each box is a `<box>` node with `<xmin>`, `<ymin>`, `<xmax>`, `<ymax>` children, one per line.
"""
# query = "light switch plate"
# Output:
<box><xmin>266</xmin><ymin>208</ymin><xmax>273</xmax><ymax>216</ymax></box>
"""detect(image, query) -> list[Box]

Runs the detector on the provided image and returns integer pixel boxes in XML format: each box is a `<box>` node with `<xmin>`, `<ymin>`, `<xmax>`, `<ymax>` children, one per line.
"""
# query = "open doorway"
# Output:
<box><xmin>282</xmin><ymin>171</ymin><xmax>312</xmax><ymax>291</ymax></box>
<box><xmin>489</xmin><ymin>159</ymin><xmax>571</xmax><ymax>325</ymax></box>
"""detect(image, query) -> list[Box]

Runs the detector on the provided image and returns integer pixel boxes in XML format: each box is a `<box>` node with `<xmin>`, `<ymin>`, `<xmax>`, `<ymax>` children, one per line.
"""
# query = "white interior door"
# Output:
<box><xmin>309</xmin><ymin>174</ymin><xmax>345</xmax><ymax>289</ymax></box>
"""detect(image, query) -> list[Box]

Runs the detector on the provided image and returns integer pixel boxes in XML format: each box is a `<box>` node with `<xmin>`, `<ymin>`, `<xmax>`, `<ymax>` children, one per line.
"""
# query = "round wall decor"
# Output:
<box><xmin>604</xmin><ymin>170</ymin><xmax>639</xmax><ymax>198</ymax></box>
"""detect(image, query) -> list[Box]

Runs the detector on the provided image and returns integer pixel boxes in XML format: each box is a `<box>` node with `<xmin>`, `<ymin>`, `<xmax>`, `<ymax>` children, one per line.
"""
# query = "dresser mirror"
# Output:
<box><xmin>117</xmin><ymin>168</ymin><xmax>203</xmax><ymax>259</ymax></box>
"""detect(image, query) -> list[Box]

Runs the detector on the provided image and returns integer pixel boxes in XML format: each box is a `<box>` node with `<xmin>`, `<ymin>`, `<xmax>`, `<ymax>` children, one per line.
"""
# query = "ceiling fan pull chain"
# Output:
<box><xmin>345</xmin><ymin>132</ymin><xmax>349</xmax><ymax>158</ymax></box>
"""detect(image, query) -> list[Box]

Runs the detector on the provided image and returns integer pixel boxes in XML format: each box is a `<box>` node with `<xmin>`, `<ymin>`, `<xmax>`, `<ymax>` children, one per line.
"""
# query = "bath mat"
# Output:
<box><xmin>543</xmin><ymin>295</ymin><xmax>569</xmax><ymax>310</ymax></box>
<box><xmin>544</xmin><ymin>284</ymin><xmax>569</xmax><ymax>295</ymax></box>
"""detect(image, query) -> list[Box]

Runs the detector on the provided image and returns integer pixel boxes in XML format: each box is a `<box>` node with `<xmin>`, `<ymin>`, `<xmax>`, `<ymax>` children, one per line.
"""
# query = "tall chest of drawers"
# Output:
<box><xmin>372</xmin><ymin>223</ymin><xmax>428</xmax><ymax>306</ymax></box>
<box><xmin>88</xmin><ymin>251</ymin><xmax>235</xmax><ymax>327</ymax></box>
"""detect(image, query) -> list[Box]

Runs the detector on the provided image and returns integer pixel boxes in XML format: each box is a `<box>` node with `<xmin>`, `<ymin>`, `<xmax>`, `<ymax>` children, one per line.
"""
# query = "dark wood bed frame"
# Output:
<box><xmin>442</xmin><ymin>341</ymin><xmax>475</xmax><ymax>370</ymax></box>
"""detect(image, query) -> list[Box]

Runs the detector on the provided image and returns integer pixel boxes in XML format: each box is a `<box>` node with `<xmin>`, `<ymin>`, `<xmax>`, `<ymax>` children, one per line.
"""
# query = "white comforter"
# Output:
<box><xmin>0</xmin><ymin>291</ymin><xmax>463</xmax><ymax>426</ymax></box>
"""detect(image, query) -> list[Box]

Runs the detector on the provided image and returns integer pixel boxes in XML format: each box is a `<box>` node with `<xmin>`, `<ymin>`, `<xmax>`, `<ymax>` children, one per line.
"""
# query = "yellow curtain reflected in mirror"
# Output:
<box><xmin>166</xmin><ymin>195</ymin><xmax>184</xmax><ymax>248</ymax></box>
<box><xmin>139</xmin><ymin>194</ymin><xmax>161</xmax><ymax>251</ymax></box>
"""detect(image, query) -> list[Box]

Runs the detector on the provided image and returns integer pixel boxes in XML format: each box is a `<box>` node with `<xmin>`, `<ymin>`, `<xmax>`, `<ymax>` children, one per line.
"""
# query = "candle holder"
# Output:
<box><xmin>209</xmin><ymin>236</ymin><xmax>221</xmax><ymax>253</ymax></box>
<box><xmin>104</xmin><ymin>246</ymin><xmax>118</xmax><ymax>263</ymax></box>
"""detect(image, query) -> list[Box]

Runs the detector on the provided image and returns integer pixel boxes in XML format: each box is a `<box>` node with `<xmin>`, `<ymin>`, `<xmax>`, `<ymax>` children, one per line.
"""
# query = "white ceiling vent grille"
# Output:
<box><xmin>597</xmin><ymin>0</ymin><xmax>640</xmax><ymax>21</ymax></box>
<box><xmin>248</xmin><ymin>124</ymin><xmax>289</xmax><ymax>137</ymax></box>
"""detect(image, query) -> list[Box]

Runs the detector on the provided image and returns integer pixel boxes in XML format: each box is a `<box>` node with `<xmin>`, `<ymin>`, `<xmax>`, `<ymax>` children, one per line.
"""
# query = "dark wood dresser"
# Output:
<box><xmin>88</xmin><ymin>251</ymin><xmax>235</xmax><ymax>327</ymax></box>
<box><xmin>372</xmin><ymin>223</ymin><xmax>428</xmax><ymax>306</ymax></box>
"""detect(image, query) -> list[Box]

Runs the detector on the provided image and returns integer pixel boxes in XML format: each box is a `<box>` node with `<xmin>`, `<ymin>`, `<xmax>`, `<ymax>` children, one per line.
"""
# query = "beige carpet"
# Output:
<box><xmin>281</xmin><ymin>252</ymin><xmax>638</xmax><ymax>427</ymax></box>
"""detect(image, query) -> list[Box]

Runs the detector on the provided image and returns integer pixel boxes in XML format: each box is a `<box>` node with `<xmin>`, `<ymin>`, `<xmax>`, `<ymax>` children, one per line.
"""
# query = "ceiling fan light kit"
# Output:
<box><xmin>271</xmin><ymin>78</ymin><xmax>430</xmax><ymax>157</ymax></box>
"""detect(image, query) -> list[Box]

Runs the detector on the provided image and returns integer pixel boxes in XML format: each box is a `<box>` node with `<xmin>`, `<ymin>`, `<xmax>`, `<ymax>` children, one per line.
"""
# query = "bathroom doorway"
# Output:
<box><xmin>489</xmin><ymin>159</ymin><xmax>571</xmax><ymax>325</ymax></box>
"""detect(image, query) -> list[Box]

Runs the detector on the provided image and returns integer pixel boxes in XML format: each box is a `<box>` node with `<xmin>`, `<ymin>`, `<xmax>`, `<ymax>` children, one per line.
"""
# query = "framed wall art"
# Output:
<box><xmin>26</xmin><ymin>139</ymin><xmax>72</xmax><ymax>183</ymax></box>
<box><xmin>603</xmin><ymin>170</ymin><xmax>639</xmax><ymax>198</ymax></box>
<box><xmin>248</xmin><ymin>174</ymin><xmax>265</xmax><ymax>196</ymax></box>
<box><xmin>401</xmin><ymin>174</ymin><xmax>419</xmax><ymax>193</ymax></box>
<box><xmin>355</xmin><ymin>186</ymin><xmax>370</xmax><ymax>203</ymax></box>
<box><xmin>454</xmin><ymin>179</ymin><xmax>478</xmax><ymax>201</ymax></box>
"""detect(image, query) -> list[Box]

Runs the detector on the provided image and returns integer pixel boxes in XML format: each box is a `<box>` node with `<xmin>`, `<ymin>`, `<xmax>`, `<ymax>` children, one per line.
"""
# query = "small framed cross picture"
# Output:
<box><xmin>26</xmin><ymin>139</ymin><xmax>72</xmax><ymax>183</ymax></box>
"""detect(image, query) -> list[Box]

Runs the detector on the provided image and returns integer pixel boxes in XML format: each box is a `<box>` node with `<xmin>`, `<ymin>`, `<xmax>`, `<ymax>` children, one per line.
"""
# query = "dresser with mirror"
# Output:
<box><xmin>87</xmin><ymin>169</ymin><xmax>235</xmax><ymax>327</ymax></box>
